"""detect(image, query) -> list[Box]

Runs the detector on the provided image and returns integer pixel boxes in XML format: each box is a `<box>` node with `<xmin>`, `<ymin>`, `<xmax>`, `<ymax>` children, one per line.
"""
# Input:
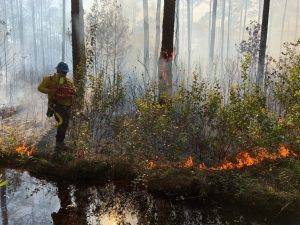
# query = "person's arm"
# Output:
<box><xmin>38</xmin><ymin>77</ymin><xmax>56</xmax><ymax>95</ymax></box>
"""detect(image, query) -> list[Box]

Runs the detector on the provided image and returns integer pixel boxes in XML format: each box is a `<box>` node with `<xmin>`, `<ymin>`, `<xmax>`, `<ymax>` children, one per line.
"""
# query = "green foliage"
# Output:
<box><xmin>218</xmin><ymin>85</ymin><xmax>284</xmax><ymax>152</ymax></box>
<box><xmin>271</xmin><ymin>40</ymin><xmax>300</xmax><ymax>151</ymax></box>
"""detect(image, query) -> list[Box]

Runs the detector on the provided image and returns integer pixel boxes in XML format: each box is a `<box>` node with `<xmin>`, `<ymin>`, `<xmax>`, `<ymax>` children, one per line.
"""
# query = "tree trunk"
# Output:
<box><xmin>31</xmin><ymin>0</ymin><xmax>38</xmax><ymax>75</ymax></box>
<box><xmin>143</xmin><ymin>0</ymin><xmax>150</xmax><ymax>77</ymax></box>
<box><xmin>62</xmin><ymin>0</ymin><xmax>66</xmax><ymax>62</ymax></box>
<box><xmin>209</xmin><ymin>0</ymin><xmax>217</xmax><ymax>66</ymax></box>
<box><xmin>1</xmin><ymin>172</ymin><xmax>8</xmax><ymax>225</ymax></box>
<box><xmin>187</xmin><ymin>0</ymin><xmax>192</xmax><ymax>79</ymax></box>
<box><xmin>242</xmin><ymin>0</ymin><xmax>248</xmax><ymax>40</ymax></box>
<box><xmin>220</xmin><ymin>0</ymin><xmax>226</xmax><ymax>79</ymax></box>
<box><xmin>3</xmin><ymin>0</ymin><xmax>8</xmax><ymax>96</ymax></box>
<box><xmin>258</xmin><ymin>0</ymin><xmax>262</xmax><ymax>23</ymax></box>
<box><xmin>153</xmin><ymin>0</ymin><xmax>161</xmax><ymax>78</ymax></box>
<box><xmin>40</xmin><ymin>0</ymin><xmax>46</xmax><ymax>73</ymax></box>
<box><xmin>71</xmin><ymin>0</ymin><xmax>86</xmax><ymax>107</ymax></box>
<box><xmin>257</xmin><ymin>0</ymin><xmax>270</xmax><ymax>87</ymax></box>
<box><xmin>158</xmin><ymin>0</ymin><xmax>176</xmax><ymax>100</ymax></box>
<box><xmin>208</xmin><ymin>0</ymin><xmax>212</xmax><ymax>61</ymax></box>
<box><xmin>18</xmin><ymin>0</ymin><xmax>25</xmax><ymax>76</ymax></box>
<box><xmin>226</xmin><ymin>0</ymin><xmax>232</xmax><ymax>59</ymax></box>
<box><xmin>296</xmin><ymin>0</ymin><xmax>299</xmax><ymax>40</ymax></box>
<box><xmin>174</xmin><ymin>0</ymin><xmax>180</xmax><ymax>79</ymax></box>
<box><xmin>280</xmin><ymin>0</ymin><xmax>288</xmax><ymax>53</ymax></box>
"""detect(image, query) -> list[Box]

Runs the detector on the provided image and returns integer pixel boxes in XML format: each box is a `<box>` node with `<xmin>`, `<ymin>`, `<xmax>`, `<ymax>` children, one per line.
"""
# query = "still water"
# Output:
<box><xmin>0</xmin><ymin>169</ymin><xmax>297</xmax><ymax>225</ymax></box>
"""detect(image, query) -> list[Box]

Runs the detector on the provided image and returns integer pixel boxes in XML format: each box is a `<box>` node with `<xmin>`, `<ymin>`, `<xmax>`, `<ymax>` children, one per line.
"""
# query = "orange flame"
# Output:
<box><xmin>184</xmin><ymin>156</ymin><xmax>194</xmax><ymax>168</ymax></box>
<box><xmin>15</xmin><ymin>145</ymin><xmax>35</xmax><ymax>157</ymax></box>
<box><xmin>147</xmin><ymin>145</ymin><xmax>297</xmax><ymax>171</ymax></box>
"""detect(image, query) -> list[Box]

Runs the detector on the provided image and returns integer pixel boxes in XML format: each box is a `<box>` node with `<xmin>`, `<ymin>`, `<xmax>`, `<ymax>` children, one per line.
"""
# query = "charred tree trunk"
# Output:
<box><xmin>209</xmin><ymin>0</ymin><xmax>217</xmax><ymax>72</ymax></box>
<box><xmin>71</xmin><ymin>0</ymin><xmax>86</xmax><ymax>107</ymax></box>
<box><xmin>158</xmin><ymin>0</ymin><xmax>176</xmax><ymax>100</ymax></box>
<box><xmin>153</xmin><ymin>0</ymin><xmax>161</xmax><ymax>78</ymax></box>
<box><xmin>257</xmin><ymin>0</ymin><xmax>270</xmax><ymax>87</ymax></box>
<box><xmin>143</xmin><ymin>0</ymin><xmax>150</xmax><ymax>77</ymax></box>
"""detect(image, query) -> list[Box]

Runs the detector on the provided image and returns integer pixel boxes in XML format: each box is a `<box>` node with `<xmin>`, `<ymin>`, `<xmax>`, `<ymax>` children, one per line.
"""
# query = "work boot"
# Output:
<box><xmin>46</xmin><ymin>107</ymin><xmax>54</xmax><ymax>118</ymax></box>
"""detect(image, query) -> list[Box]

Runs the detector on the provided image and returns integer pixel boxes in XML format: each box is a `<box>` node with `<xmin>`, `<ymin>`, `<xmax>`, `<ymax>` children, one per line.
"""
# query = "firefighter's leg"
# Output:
<box><xmin>47</xmin><ymin>102</ymin><xmax>55</xmax><ymax>118</ymax></box>
<box><xmin>54</xmin><ymin>106</ymin><xmax>70</xmax><ymax>152</ymax></box>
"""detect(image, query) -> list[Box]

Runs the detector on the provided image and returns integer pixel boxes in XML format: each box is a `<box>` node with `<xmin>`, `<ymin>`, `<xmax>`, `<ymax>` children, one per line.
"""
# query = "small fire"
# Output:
<box><xmin>184</xmin><ymin>156</ymin><xmax>194</xmax><ymax>168</ymax></box>
<box><xmin>15</xmin><ymin>145</ymin><xmax>35</xmax><ymax>157</ymax></box>
<box><xmin>147</xmin><ymin>145</ymin><xmax>298</xmax><ymax>171</ymax></box>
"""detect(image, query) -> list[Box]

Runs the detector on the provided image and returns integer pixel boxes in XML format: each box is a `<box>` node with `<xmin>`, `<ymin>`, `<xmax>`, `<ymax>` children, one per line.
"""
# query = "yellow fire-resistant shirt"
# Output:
<box><xmin>38</xmin><ymin>73</ymin><xmax>76</xmax><ymax>106</ymax></box>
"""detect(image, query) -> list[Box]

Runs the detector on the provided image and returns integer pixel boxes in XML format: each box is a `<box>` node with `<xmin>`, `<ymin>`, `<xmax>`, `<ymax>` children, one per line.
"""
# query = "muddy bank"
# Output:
<box><xmin>0</xmin><ymin>148</ymin><xmax>299</xmax><ymax>223</ymax></box>
<box><xmin>4</xmin><ymin>168</ymin><xmax>299</xmax><ymax>225</ymax></box>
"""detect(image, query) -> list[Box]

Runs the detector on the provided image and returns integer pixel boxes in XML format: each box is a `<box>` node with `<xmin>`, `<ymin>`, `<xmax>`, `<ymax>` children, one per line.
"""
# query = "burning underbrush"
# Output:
<box><xmin>15</xmin><ymin>144</ymin><xmax>36</xmax><ymax>157</ymax></box>
<box><xmin>148</xmin><ymin>145</ymin><xmax>298</xmax><ymax>171</ymax></box>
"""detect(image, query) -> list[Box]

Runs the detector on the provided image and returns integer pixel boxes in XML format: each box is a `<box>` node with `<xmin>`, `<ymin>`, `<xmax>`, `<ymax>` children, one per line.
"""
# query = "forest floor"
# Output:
<box><xmin>0</xmin><ymin>110</ymin><xmax>300</xmax><ymax>222</ymax></box>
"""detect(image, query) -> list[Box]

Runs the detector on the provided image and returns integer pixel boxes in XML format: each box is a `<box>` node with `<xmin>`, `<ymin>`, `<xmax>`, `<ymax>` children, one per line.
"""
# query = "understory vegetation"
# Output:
<box><xmin>67</xmin><ymin>40</ymin><xmax>300</xmax><ymax>167</ymax></box>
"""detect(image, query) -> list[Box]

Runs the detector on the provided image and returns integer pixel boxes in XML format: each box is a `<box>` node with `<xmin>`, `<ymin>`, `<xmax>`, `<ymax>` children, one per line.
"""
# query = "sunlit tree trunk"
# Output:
<box><xmin>62</xmin><ymin>0</ymin><xmax>66</xmax><ymax>62</ymax></box>
<box><xmin>226</xmin><ymin>0</ymin><xmax>232</xmax><ymax>59</ymax></box>
<box><xmin>187</xmin><ymin>0</ymin><xmax>192</xmax><ymax>79</ymax></box>
<box><xmin>280</xmin><ymin>0</ymin><xmax>288</xmax><ymax>53</ymax></box>
<box><xmin>257</xmin><ymin>0</ymin><xmax>270</xmax><ymax>87</ymax></box>
<box><xmin>158</xmin><ymin>0</ymin><xmax>176</xmax><ymax>100</ymax></box>
<box><xmin>209</xmin><ymin>0</ymin><xmax>217</xmax><ymax>67</ymax></box>
<box><xmin>220</xmin><ymin>0</ymin><xmax>226</xmax><ymax>79</ymax></box>
<box><xmin>31</xmin><ymin>0</ymin><xmax>38</xmax><ymax>75</ymax></box>
<box><xmin>143</xmin><ymin>0</ymin><xmax>150</xmax><ymax>77</ymax></box>
<box><xmin>71</xmin><ymin>0</ymin><xmax>86</xmax><ymax>107</ymax></box>
<box><xmin>153</xmin><ymin>0</ymin><xmax>161</xmax><ymax>78</ymax></box>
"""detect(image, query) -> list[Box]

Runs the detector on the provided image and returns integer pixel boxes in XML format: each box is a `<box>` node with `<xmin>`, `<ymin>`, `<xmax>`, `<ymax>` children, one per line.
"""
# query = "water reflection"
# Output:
<box><xmin>0</xmin><ymin>169</ymin><xmax>296</xmax><ymax>225</ymax></box>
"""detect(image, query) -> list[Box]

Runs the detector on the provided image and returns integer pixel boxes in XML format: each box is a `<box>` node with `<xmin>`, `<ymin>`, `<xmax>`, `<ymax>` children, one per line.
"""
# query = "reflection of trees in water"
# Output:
<box><xmin>52</xmin><ymin>183</ymin><xmax>90</xmax><ymax>225</ymax></box>
<box><xmin>1</xmin><ymin>171</ymin><xmax>257</xmax><ymax>225</ymax></box>
<box><xmin>1</xmin><ymin>170</ymin><xmax>8</xmax><ymax>225</ymax></box>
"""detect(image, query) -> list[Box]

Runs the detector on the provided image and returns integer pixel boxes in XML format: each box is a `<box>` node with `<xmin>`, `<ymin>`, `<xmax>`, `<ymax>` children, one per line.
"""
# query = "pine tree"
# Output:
<box><xmin>257</xmin><ymin>0</ymin><xmax>270</xmax><ymax>87</ymax></box>
<box><xmin>209</xmin><ymin>0</ymin><xmax>217</xmax><ymax>67</ymax></box>
<box><xmin>71</xmin><ymin>0</ymin><xmax>86</xmax><ymax>107</ymax></box>
<box><xmin>153</xmin><ymin>0</ymin><xmax>161</xmax><ymax>78</ymax></box>
<box><xmin>143</xmin><ymin>0</ymin><xmax>150</xmax><ymax>77</ymax></box>
<box><xmin>158</xmin><ymin>0</ymin><xmax>176</xmax><ymax>100</ymax></box>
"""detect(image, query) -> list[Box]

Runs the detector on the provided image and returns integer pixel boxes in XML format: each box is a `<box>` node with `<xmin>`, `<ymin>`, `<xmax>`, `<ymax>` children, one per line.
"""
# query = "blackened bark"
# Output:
<box><xmin>158</xmin><ymin>0</ymin><xmax>176</xmax><ymax>99</ymax></box>
<box><xmin>257</xmin><ymin>0</ymin><xmax>270</xmax><ymax>87</ymax></box>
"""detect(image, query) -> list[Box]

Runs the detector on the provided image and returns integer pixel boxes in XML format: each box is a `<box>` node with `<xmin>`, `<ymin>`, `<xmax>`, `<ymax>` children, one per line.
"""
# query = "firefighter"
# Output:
<box><xmin>38</xmin><ymin>62</ymin><xmax>76</xmax><ymax>155</ymax></box>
